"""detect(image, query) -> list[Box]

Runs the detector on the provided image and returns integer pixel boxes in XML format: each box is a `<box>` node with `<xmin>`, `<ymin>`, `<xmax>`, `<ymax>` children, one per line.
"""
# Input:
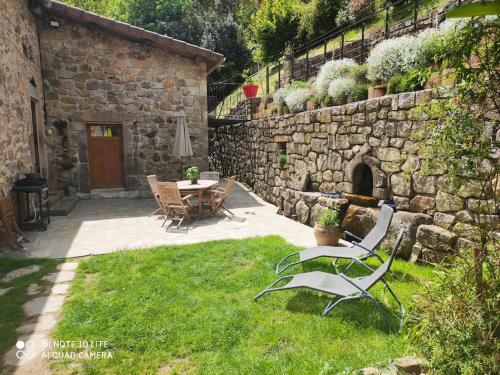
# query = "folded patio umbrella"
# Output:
<box><xmin>173</xmin><ymin>113</ymin><xmax>193</xmax><ymax>179</ymax></box>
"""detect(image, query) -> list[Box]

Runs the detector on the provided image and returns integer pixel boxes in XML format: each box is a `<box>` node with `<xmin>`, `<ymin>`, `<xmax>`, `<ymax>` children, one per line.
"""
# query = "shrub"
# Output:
<box><xmin>348</xmin><ymin>64</ymin><xmax>368</xmax><ymax>83</ymax></box>
<box><xmin>417</xmin><ymin>18</ymin><xmax>467</xmax><ymax>65</ymax></box>
<box><xmin>315</xmin><ymin>58</ymin><xmax>358</xmax><ymax>96</ymax></box>
<box><xmin>285</xmin><ymin>88</ymin><xmax>310</xmax><ymax>113</ymax></box>
<box><xmin>348</xmin><ymin>0</ymin><xmax>376</xmax><ymax>22</ymax></box>
<box><xmin>328</xmin><ymin>77</ymin><xmax>356</xmax><ymax>101</ymax></box>
<box><xmin>350</xmin><ymin>83</ymin><xmax>368</xmax><ymax>101</ymax></box>
<box><xmin>386</xmin><ymin>68</ymin><xmax>430</xmax><ymax>94</ymax></box>
<box><xmin>335</xmin><ymin>0</ymin><xmax>353</xmax><ymax>26</ymax></box>
<box><xmin>409</xmin><ymin>248</ymin><xmax>499</xmax><ymax>374</ymax></box>
<box><xmin>366</xmin><ymin>36</ymin><xmax>422</xmax><ymax>82</ymax></box>
<box><xmin>317</xmin><ymin>209</ymin><xmax>340</xmax><ymax>226</ymax></box>
<box><xmin>277</xmin><ymin>152</ymin><xmax>287</xmax><ymax>168</ymax></box>
<box><xmin>272</xmin><ymin>81</ymin><xmax>308</xmax><ymax>105</ymax></box>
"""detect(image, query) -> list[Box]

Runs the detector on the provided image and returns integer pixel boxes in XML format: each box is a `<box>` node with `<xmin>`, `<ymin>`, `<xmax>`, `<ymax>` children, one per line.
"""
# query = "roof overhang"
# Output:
<box><xmin>36</xmin><ymin>1</ymin><xmax>225</xmax><ymax>73</ymax></box>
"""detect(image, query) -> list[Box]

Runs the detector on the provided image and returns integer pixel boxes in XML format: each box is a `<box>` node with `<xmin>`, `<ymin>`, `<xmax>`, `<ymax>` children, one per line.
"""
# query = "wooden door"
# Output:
<box><xmin>87</xmin><ymin>124</ymin><xmax>125</xmax><ymax>188</ymax></box>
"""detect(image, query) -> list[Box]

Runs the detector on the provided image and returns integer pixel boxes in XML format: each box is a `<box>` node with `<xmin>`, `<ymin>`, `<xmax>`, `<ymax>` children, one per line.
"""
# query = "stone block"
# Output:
<box><xmin>319</xmin><ymin>108</ymin><xmax>332</xmax><ymax>123</ymax></box>
<box><xmin>409</xmin><ymin>195</ymin><xmax>435</xmax><ymax>212</ymax></box>
<box><xmin>378</xmin><ymin>147</ymin><xmax>400</xmax><ymax>162</ymax></box>
<box><xmin>435</xmin><ymin>190</ymin><xmax>464</xmax><ymax>212</ymax></box>
<box><xmin>391</xmin><ymin>173</ymin><xmax>411</xmax><ymax>197</ymax></box>
<box><xmin>417</xmin><ymin>224</ymin><xmax>457</xmax><ymax>252</ymax></box>
<box><xmin>433</xmin><ymin>212</ymin><xmax>456</xmax><ymax>229</ymax></box>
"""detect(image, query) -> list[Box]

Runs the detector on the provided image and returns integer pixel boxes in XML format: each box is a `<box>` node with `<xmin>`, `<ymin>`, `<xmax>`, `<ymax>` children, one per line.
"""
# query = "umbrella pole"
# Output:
<box><xmin>179</xmin><ymin>159</ymin><xmax>183</xmax><ymax>180</ymax></box>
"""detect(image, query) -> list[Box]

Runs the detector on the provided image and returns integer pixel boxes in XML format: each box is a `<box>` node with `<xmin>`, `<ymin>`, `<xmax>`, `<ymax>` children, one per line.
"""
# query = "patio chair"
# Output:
<box><xmin>200</xmin><ymin>171</ymin><xmax>220</xmax><ymax>182</ymax></box>
<box><xmin>147</xmin><ymin>175</ymin><xmax>164</xmax><ymax>216</ymax></box>
<box><xmin>275</xmin><ymin>204</ymin><xmax>394</xmax><ymax>275</ymax></box>
<box><xmin>255</xmin><ymin>229</ymin><xmax>406</xmax><ymax>332</ymax></box>
<box><xmin>157</xmin><ymin>182</ymin><xmax>193</xmax><ymax>230</ymax></box>
<box><xmin>0</xmin><ymin>196</ymin><xmax>27</xmax><ymax>249</ymax></box>
<box><xmin>203</xmin><ymin>176</ymin><xmax>236</xmax><ymax>217</ymax></box>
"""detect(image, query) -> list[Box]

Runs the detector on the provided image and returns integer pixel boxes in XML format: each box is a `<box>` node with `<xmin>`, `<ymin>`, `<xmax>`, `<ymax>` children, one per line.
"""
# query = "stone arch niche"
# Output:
<box><xmin>352</xmin><ymin>163</ymin><xmax>373</xmax><ymax>196</ymax></box>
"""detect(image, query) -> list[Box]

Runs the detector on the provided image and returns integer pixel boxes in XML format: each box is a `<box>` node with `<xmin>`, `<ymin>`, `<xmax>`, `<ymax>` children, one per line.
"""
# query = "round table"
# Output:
<box><xmin>177</xmin><ymin>179</ymin><xmax>218</xmax><ymax>216</ymax></box>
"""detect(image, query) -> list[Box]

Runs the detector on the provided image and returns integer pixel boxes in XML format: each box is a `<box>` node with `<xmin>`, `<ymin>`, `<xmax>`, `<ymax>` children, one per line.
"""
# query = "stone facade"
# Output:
<box><xmin>38</xmin><ymin>13</ymin><xmax>209</xmax><ymax>193</ymax></box>
<box><xmin>209</xmin><ymin>89</ymin><xmax>498</xmax><ymax>260</ymax></box>
<box><xmin>1</xmin><ymin>0</ymin><xmax>223</xmax><ymax>198</ymax></box>
<box><xmin>0</xmin><ymin>0</ymin><xmax>46</xmax><ymax>193</ymax></box>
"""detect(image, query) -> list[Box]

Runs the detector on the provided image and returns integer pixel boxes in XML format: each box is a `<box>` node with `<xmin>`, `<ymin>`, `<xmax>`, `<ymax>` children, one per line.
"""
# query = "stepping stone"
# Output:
<box><xmin>16</xmin><ymin>314</ymin><xmax>57</xmax><ymax>334</ymax></box>
<box><xmin>57</xmin><ymin>262</ymin><xmax>79</xmax><ymax>271</ymax></box>
<box><xmin>42</xmin><ymin>271</ymin><xmax>76</xmax><ymax>284</ymax></box>
<box><xmin>3</xmin><ymin>333</ymin><xmax>48</xmax><ymax>367</ymax></box>
<box><xmin>50</xmin><ymin>283</ymin><xmax>70</xmax><ymax>295</ymax></box>
<box><xmin>0</xmin><ymin>287</ymin><xmax>12</xmax><ymax>296</ymax></box>
<box><xmin>23</xmin><ymin>295</ymin><xmax>65</xmax><ymax>317</ymax></box>
<box><xmin>27</xmin><ymin>284</ymin><xmax>40</xmax><ymax>296</ymax></box>
<box><xmin>2</xmin><ymin>265</ymin><xmax>40</xmax><ymax>282</ymax></box>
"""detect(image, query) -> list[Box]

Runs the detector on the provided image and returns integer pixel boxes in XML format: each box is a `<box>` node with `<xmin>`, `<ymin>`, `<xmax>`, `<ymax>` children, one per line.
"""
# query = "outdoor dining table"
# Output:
<box><xmin>177</xmin><ymin>179</ymin><xmax>218</xmax><ymax>216</ymax></box>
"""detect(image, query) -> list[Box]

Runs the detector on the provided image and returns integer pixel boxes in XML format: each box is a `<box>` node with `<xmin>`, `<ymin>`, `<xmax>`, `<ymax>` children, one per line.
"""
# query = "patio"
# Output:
<box><xmin>4</xmin><ymin>180</ymin><xmax>317</xmax><ymax>259</ymax></box>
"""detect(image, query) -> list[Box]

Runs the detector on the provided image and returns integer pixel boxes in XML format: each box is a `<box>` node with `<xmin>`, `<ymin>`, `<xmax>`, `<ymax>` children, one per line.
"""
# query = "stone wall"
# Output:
<box><xmin>0</xmin><ymin>0</ymin><xmax>45</xmax><ymax>193</ymax></box>
<box><xmin>38</xmin><ymin>14</ymin><xmax>209</xmax><ymax>193</ymax></box>
<box><xmin>210</xmin><ymin>90</ymin><xmax>498</xmax><ymax>261</ymax></box>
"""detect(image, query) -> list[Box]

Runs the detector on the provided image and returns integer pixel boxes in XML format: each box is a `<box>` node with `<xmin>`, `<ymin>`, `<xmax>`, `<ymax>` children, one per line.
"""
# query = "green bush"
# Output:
<box><xmin>351</xmin><ymin>83</ymin><xmax>368</xmax><ymax>101</ymax></box>
<box><xmin>317</xmin><ymin>209</ymin><xmax>340</xmax><ymax>226</ymax></box>
<box><xmin>348</xmin><ymin>64</ymin><xmax>368</xmax><ymax>83</ymax></box>
<box><xmin>387</xmin><ymin>68</ymin><xmax>430</xmax><ymax>94</ymax></box>
<box><xmin>408</xmin><ymin>248</ymin><xmax>499</xmax><ymax>374</ymax></box>
<box><xmin>277</xmin><ymin>152</ymin><xmax>287</xmax><ymax>168</ymax></box>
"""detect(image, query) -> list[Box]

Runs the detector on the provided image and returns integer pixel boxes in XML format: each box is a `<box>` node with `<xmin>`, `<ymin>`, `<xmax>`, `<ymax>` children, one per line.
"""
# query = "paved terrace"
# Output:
<box><xmin>3</xmin><ymin>181</ymin><xmax>317</xmax><ymax>259</ymax></box>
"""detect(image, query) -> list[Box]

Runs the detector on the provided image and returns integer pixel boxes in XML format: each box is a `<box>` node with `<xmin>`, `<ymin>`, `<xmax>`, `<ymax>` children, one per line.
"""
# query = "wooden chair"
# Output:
<box><xmin>157</xmin><ymin>182</ymin><xmax>193</xmax><ymax>230</ymax></box>
<box><xmin>204</xmin><ymin>176</ymin><xmax>236</xmax><ymax>217</ymax></box>
<box><xmin>0</xmin><ymin>196</ymin><xmax>27</xmax><ymax>250</ymax></box>
<box><xmin>147</xmin><ymin>175</ymin><xmax>164</xmax><ymax>216</ymax></box>
<box><xmin>200</xmin><ymin>171</ymin><xmax>220</xmax><ymax>182</ymax></box>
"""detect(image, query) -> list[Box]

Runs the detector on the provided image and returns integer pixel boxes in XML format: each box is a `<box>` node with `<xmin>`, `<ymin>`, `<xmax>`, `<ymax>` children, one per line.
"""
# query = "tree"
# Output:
<box><xmin>410</xmin><ymin>16</ymin><xmax>499</xmax><ymax>373</ymax></box>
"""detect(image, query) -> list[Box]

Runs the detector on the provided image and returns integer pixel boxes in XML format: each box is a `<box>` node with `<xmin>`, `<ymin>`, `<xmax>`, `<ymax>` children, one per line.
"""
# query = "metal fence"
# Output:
<box><xmin>208</xmin><ymin>0</ymin><xmax>463</xmax><ymax>119</ymax></box>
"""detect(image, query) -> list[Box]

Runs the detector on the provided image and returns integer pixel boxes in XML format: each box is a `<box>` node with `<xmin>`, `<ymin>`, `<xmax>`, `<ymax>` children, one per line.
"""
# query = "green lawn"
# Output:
<box><xmin>0</xmin><ymin>257</ymin><xmax>59</xmax><ymax>362</ymax></box>
<box><xmin>52</xmin><ymin>236</ymin><xmax>434</xmax><ymax>374</ymax></box>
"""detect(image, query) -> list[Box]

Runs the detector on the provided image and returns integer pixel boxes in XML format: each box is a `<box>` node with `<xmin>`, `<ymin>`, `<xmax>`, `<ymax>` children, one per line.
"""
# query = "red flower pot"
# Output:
<box><xmin>242</xmin><ymin>84</ymin><xmax>259</xmax><ymax>98</ymax></box>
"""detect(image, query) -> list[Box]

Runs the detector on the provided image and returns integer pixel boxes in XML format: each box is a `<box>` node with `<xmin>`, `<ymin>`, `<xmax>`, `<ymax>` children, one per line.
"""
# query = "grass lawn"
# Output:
<box><xmin>53</xmin><ymin>236</ymin><xmax>434</xmax><ymax>374</ymax></box>
<box><xmin>0</xmin><ymin>257</ymin><xmax>59</xmax><ymax>363</ymax></box>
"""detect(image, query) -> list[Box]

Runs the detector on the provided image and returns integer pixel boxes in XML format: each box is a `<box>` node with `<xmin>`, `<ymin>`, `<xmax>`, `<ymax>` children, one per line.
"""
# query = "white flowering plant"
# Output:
<box><xmin>314</xmin><ymin>58</ymin><xmax>358</xmax><ymax>96</ymax></box>
<box><xmin>328</xmin><ymin>77</ymin><xmax>356</xmax><ymax>101</ymax></box>
<box><xmin>417</xmin><ymin>19</ymin><xmax>467</xmax><ymax>65</ymax></box>
<box><xmin>272</xmin><ymin>81</ymin><xmax>308</xmax><ymax>105</ymax></box>
<box><xmin>285</xmin><ymin>88</ymin><xmax>311</xmax><ymax>113</ymax></box>
<box><xmin>366</xmin><ymin>36</ymin><xmax>422</xmax><ymax>82</ymax></box>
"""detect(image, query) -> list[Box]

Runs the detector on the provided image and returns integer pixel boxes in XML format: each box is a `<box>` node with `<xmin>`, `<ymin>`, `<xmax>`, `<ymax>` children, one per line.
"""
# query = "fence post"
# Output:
<box><xmin>341</xmin><ymin>33</ymin><xmax>345</xmax><ymax>59</ymax></box>
<box><xmin>361</xmin><ymin>23</ymin><xmax>365</xmax><ymax>62</ymax></box>
<box><xmin>413</xmin><ymin>0</ymin><xmax>419</xmax><ymax>31</ymax></box>
<box><xmin>290</xmin><ymin>53</ymin><xmax>294</xmax><ymax>83</ymax></box>
<box><xmin>384</xmin><ymin>6</ymin><xmax>389</xmax><ymax>39</ymax></box>
<box><xmin>323</xmin><ymin>38</ymin><xmax>327</xmax><ymax>62</ymax></box>
<box><xmin>278</xmin><ymin>60</ymin><xmax>281</xmax><ymax>88</ymax></box>
<box><xmin>266</xmin><ymin>65</ymin><xmax>270</xmax><ymax>95</ymax></box>
<box><xmin>305</xmin><ymin>51</ymin><xmax>309</xmax><ymax>80</ymax></box>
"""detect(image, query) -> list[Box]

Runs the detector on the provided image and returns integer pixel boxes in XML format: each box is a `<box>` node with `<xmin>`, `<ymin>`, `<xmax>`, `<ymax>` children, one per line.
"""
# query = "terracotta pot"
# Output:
<box><xmin>306</xmin><ymin>100</ymin><xmax>316</xmax><ymax>111</ymax></box>
<box><xmin>314</xmin><ymin>223</ymin><xmax>341</xmax><ymax>246</ymax></box>
<box><xmin>346</xmin><ymin>95</ymin><xmax>353</xmax><ymax>103</ymax></box>
<box><xmin>242</xmin><ymin>84</ymin><xmax>259</xmax><ymax>98</ymax></box>
<box><xmin>368</xmin><ymin>85</ymin><xmax>387</xmax><ymax>99</ymax></box>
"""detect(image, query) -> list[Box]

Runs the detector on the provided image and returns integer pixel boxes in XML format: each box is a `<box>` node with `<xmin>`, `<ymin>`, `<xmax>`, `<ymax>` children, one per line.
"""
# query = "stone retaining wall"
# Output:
<box><xmin>209</xmin><ymin>90</ymin><xmax>497</xmax><ymax>261</ymax></box>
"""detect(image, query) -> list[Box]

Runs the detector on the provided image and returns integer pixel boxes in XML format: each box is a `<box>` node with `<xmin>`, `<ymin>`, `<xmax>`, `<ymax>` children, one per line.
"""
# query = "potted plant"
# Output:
<box><xmin>242</xmin><ymin>69</ymin><xmax>259</xmax><ymax>99</ymax></box>
<box><xmin>185</xmin><ymin>166</ymin><xmax>199</xmax><ymax>185</ymax></box>
<box><xmin>314</xmin><ymin>209</ymin><xmax>341</xmax><ymax>246</ymax></box>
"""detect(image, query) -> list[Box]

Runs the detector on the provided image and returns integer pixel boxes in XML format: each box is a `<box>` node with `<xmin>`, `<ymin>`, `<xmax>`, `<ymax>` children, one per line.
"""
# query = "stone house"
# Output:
<box><xmin>0</xmin><ymin>0</ymin><xmax>224</xmax><ymax>198</ymax></box>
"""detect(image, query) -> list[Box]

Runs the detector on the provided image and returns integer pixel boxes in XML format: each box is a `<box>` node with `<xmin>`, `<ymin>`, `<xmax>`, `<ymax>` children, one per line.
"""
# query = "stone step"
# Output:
<box><xmin>50</xmin><ymin>196</ymin><xmax>79</xmax><ymax>216</ymax></box>
<box><xmin>89</xmin><ymin>188</ymin><xmax>140</xmax><ymax>199</ymax></box>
